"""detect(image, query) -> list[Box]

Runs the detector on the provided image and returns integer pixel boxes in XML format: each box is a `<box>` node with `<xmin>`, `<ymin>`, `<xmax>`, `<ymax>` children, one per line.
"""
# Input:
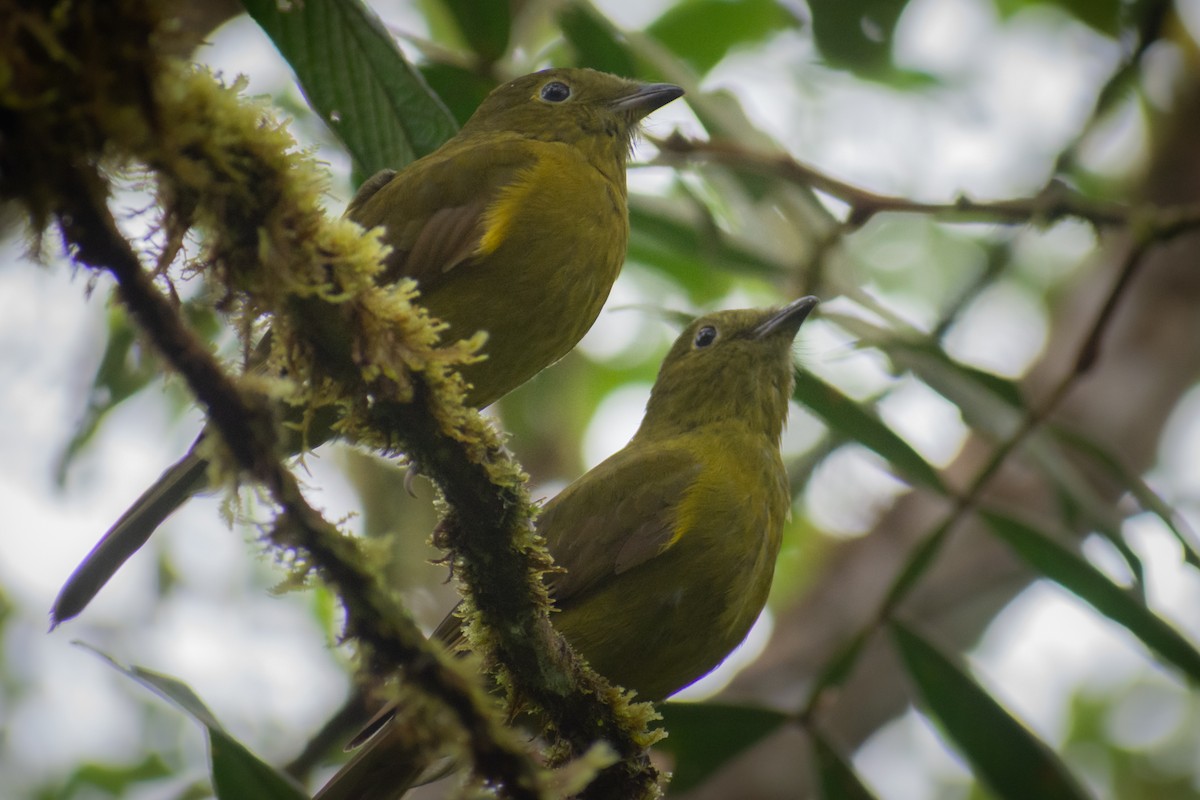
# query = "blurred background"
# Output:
<box><xmin>3</xmin><ymin>0</ymin><xmax>1200</xmax><ymax>798</ymax></box>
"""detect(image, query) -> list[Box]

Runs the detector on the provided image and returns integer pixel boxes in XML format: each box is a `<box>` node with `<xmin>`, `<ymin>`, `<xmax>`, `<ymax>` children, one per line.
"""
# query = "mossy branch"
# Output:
<box><xmin>52</xmin><ymin>157</ymin><xmax>541</xmax><ymax>798</ymax></box>
<box><xmin>2</xmin><ymin>1</ymin><xmax>659</xmax><ymax>797</ymax></box>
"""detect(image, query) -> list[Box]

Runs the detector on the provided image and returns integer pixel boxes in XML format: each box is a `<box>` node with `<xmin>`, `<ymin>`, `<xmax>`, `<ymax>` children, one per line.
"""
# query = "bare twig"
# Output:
<box><xmin>652</xmin><ymin>133</ymin><xmax>1200</xmax><ymax>233</ymax></box>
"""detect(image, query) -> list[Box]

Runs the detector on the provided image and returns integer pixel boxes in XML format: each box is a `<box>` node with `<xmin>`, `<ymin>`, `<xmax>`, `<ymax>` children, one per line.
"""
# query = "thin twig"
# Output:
<box><xmin>799</xmin><ymin>226</ymin><xmax>1194</xmax><ymax>722</ymax></box>
<box><xmin>651</xmin><ymin>134</ymin><xmax>1200</xmax><ymax>232</ymax></box>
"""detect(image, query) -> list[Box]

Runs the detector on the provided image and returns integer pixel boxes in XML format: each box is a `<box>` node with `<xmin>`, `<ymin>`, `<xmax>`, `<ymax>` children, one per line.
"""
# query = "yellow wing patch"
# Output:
<box><xmin>476</xmin><ymin>159</ymin><xmax>543</xmax><ymax>257</ymax></box>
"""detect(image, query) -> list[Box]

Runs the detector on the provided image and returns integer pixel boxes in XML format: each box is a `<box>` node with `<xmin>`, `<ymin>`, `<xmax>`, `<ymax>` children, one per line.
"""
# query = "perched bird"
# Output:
<box><xmin>316</xmin><ymin>296</ymin><xmax>819</xmax><ymax>800</ymax></box>
<box><xmin>51</xmin><ymin>68</ymin><xmax>683</xmax><ymax>626</ymax></box>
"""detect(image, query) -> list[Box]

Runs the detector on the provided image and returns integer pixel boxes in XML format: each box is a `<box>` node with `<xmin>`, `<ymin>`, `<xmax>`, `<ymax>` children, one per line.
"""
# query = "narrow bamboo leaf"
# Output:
<box><xmin>806</xmin><ymin>629</ymin><xmax>872</xmax><ymax>709</ymax></box>
<box><xmin>882</xmin><ymin>517</ymin><xmax>956</xmax><ymax>609</ymax></box>
<box><xmin>891</xmin><ymin>340</ymin><xmax>1025</xmax><ymax>408</ymax></box>
<box><xmin>627</xmin><ymin>195</ymin><xmax>775</xmax><ymax>303</ymax></box>
<box><xmin>883</xmin><ymin>340</ymin><xmax>1027</xmax><ymax>441</ymax></box>
<box><xmin>793</xmin><ymin>372</ymin><xmax>945</xmax><ymax>493</ymax></box>
<box><xmin>656</xmin><ymin>702</ymin><xmax>789</xmax><ymax>792</ymax></box>
<box><xmin>1020</xmin><ymin>435</ymin><xmax>1146</xmax><ymax>590</ymax></box>
<box><xmin>890</xmin><ymin>622</ymin><xmax>1093</xmax><ymax>800</ymax></box>
<box><xmin>82</xmin><ymin>645</ymin><xmax>308</xmax><ymax>800</ymax></box>
<box><xmin>1052</xmin><ymin>425</ymin><xmax>1200</xmax><ymax>569</ymax></box>
<box><xmin>982</xmin><ymin>511</ymin><xmax>1200</xmax><ymax>682</ymax></box>
<box><xmin>243</xmin><ymin>0</ymin><xmax>458</xmax><ymax>176</ymax></box>
<box><xmin>810</xmin><ymin>730</ymin><xmax>880</xmax><ymax>800</ymax></box>
<box><xmin>648</xmin><ymin>0</ymin><xmax>799</xmax><ymax>75</ymax></box>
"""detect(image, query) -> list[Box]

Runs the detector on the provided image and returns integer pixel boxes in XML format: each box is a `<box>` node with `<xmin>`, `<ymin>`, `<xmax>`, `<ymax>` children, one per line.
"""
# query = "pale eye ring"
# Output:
<box><xmin>540</xmin><ymin>81</ymin><xmax>572</xmax><ymax>102</ymax></box>
<box><xmin>693</xmin><ymin>326</ymin><xmax>717</xmax><ymax>348</ymax></box>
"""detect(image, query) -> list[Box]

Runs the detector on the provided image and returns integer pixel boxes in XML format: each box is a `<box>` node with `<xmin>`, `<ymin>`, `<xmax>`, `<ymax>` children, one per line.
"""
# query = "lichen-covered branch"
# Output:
<box><xmin>51</xmin><ymin>158</ymin><xmax>541</xmax><ymax>798</ymax></box>
<box><xmin>1</xmin><ymin>1</ymin><xmax>659</xmax><ymax>797</ymax></box>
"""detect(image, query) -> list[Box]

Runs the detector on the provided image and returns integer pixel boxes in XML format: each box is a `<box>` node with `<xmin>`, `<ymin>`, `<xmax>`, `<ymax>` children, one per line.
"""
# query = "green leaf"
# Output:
<box><xmin>805</xmin><ymin>628</ymin><xmax>873</xmax><ymax>711</ymax></box>
<box><xmin>439</xmin><ymin>0</ymin><xmax>509</xmax><ymax>62</ymax></box>
<box><xmin>58</xmin><ymin>754</ymin><xmax>173</xmax><ymax>796</ymax></box>
<box><xmin>242</xmin><ymin>0</ymin><xmax>458</xmax><ymax>177</ymax></box>
<box><xmin>648</xmin><ymin>0</ymin><xmax>799</xmax><ymax>75</ymax></box>
<box><xmin>419</xmin><ymin>62</ymin><xmax>497</xmax><ymax>127</ymax></box>
<box><xmin>1058</xmin><ymin>0</ymin><xmax>1121</xmax><ymax>34</ymax></box>
<box><xmin>981</xmin><ymin>511</ymin><xmax>1200</xmax><ymax>683</ymax></box>
<box><xmin>892</xmin><ymin>340</ymin><xmax>1025</xmax><ymax>408</ymax></box>
<box><xmin>82</xmin><ymin>645</ymin><xmax>308</xmax><ymax>800</ymax></box>
<box><xmin>810</xmin><ymin>730</ymin><xmax>880</xmax><ymax>800</ymax></box>
<box><xmin>627</xmin><ymin>195</ymin><xmax>776</xmax><ymax>304</ymax></box>
<box><xmin>890</xmin><ymin>622</ymin><xmax>1093</xmax><ymax>800</ymax></box>
<box><xmin>559</xmin><ymin>2</ymin><xmax>638</xmax><ymax>77</ymax></box>
<box><xmin>1052</xmin><ymin>425</ymin><xmax>1200</xmax><ymax>569</ymax></box>
<box><xmin>56</xmin><ymin>302</ymin><xmax>218</xmax><ymax>483</ymax></box>
<box><xmin>807</xmin><ymin>0</ymin><xmax>908</xmax><ymax>75</ymax></box>
<box><xmin>56</xmin><ymin>307</ymin><xmax>158</xmax><ymax>483</ymax></box>
<box><xmin>994</xmin><ymin>0</ymin><xmax>1121</xmax><ymax>35</ymax></box>
<box><xmin>656</xmin><ymin>702</ymin><xmax>789</xmax><ymax>792</ymax></box>
<box><xmin>793</xmin><ymin>372</ymin><xmax>945</xmax><ymax>493</ymax></box>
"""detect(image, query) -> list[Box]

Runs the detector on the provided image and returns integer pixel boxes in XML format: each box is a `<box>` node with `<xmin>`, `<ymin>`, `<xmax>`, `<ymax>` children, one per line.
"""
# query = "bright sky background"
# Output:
<box><xmin>3</xmin><ymin>0</ymin><xmax>1200</xmax><ymax>797</ymax></box>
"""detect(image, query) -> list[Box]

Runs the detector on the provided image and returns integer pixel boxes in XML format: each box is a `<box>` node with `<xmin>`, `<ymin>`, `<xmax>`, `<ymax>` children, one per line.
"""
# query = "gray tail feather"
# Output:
<box><xmin>313</xmin><ymin>719</ymin><xmax>434</xmax><ymax>800</ymax></box>
<box><xmin>50</xmin><ymin>448</ymin><xmax>210</xmax><ymax>627</ymax></box>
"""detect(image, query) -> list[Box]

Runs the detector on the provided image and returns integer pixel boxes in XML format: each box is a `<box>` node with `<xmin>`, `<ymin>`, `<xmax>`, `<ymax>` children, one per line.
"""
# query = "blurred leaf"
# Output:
<box><xmin>823</xmin><ymin>313</ymin><xmax>1028</xmax><ymax>441</ymax></box>
<box><xmin>1052</xmin><ymin>425</ymin><xmax>1200</xmax><ymax>569</ymax></box>
<box><xmin>994</xmin><ymin>0</ymin><xmax>1121</xmax><ymax>35</ymax></box>
<box><xmin>1017</xmin><ymin>433</ymin><xmax>1146</xmax><ymax>591</ymax></box>
<box><xmin>419</xmin><ymin>62</ymin><xmax>497</xmax><ymax>126</ymax></box>
<box><xmin>807</xmin><ymin>0</ymin><xmax>910</xmax><ymax>78</ymax></box>
<box><xmin>891</xmin><ymin>340</ymin><xmax>1025</xmax><ymax>408</ymax></box>
<box><xmin>982</xmin><ymin>511</ymin><xmax>1200</xmax><ymax>682</ymax></box>
<box><xmin>57</xmin><ymin>302</ymin><xmax>218</xmax><ymax>483</ymax></box>
<box><xmin>1058</xmin><ymin>0</ymin><xmax>1121</xmax><ymax>35</ymax></box>
<box><xmin>83</xmin><ymin>645</ymin><xmax>308</xmax><ymax>800</ymax></box>
<box><xmin>648</xmin><ymin>0</ymin><xmax>799</xmax><ymax>75</ymax></box>
<box><xmin>810</xmin><ymin>730</ymin><xmax>880</xmax><ymax>800</ymax></box>
<box><xmin>656</xmin><ymin>702</ymin><xmax>789</xmax><ymax>793</ymax></box>
<box><xmin>56</xmin><ymin>307</ymin><xmax>158</xmax><ymax>483</ymax></box>
<box><xmin>439</xmin><ymin>0</ymin><xmax>509</xmax><ymax>62</ymax></box>
<box><xmin>805</xmin><ymin>628</ymin><xmax>873</xmax><ymax>707</ymax></box>
<box><xmin>890</xmin><ymin>621</ymin><xmax>1093</xmax><ymax>800</ymax></box>
<box><xmin>628</xmin><ymin>195</ymin><xmax>775</xmax><ymax>304</ymax></box>
<box><xmin>559</xmin><ymin>2</ymin><xmax>638</xmax><ymax>76</ymax></box>
<box><xmin>243</xmin><ymin>0</ymin><xmax>458</xmax><ymax>178</ymax></box>
<box><xmin>854</xmin><ymin>325</ymin><xmax>1151</xmax><ymax>589</ymax></box>
<box><xmin>56</xmin><ymin>754</ymin><xmax>172</xmax><ymax>796</ymax></box>
<box><xmin>793</xmin><ymin>372</ymin><xmax>945</xmax><ymax>493</ymax></box>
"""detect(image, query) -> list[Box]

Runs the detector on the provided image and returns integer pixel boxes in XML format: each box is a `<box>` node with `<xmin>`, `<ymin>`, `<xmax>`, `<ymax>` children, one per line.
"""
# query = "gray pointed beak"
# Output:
<box><xmin>610</xmin><ymin>82</ymin><xmax>685</xmax><ymax>117</ymax></box>
<box><xmin>753</xmin><ymin>296</ymin><xmax>820</xmax><ymax>340</ymax></box>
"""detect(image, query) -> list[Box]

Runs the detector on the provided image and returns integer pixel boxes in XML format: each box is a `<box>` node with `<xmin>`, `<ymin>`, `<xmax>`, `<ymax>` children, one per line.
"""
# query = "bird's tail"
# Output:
<box><xmin>51</xmin><ymin>448</ymin><xmax>209</xmax><ymax>627</ymax></box>
<box><xmin>314</xmin><ymin>712</ymin><xmax>438</xmax><ymax>800</ymax></box>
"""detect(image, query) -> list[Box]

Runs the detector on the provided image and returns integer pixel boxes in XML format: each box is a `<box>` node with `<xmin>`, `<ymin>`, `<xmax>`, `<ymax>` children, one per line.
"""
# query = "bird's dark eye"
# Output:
<box><xmin>540</xmin><ymin>81</ymin><xmax>572</xmax><ymax>103</ymax></box>
<box><xmin>693</xmin><ymin>326</ymin><xmax>718</xmax><ymax>349</ymax></box>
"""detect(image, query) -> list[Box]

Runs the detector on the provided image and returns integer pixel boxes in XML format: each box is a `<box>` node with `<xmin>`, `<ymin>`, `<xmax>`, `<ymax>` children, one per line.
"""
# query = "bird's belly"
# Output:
<box><xmin>553</xmin><ymin>549</ymin><xmax>767</xmax><ymax>701</ymax></box>
<box><xmin>427</xmin><ymin>173</ymin><xmax>626</xmax><ymax>407</ymax></box>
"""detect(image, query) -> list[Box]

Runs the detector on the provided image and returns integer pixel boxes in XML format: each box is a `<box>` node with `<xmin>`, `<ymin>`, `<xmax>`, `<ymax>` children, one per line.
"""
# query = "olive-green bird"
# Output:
<box><xmin>51</xmin><ymin>69</ymin><xmax>683</xmax><ymax>626</ymax></box>
<box><xmin>316</xmin><ymin>296</ymin><xmax>819</xmax><ymax>800</ymax></box>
